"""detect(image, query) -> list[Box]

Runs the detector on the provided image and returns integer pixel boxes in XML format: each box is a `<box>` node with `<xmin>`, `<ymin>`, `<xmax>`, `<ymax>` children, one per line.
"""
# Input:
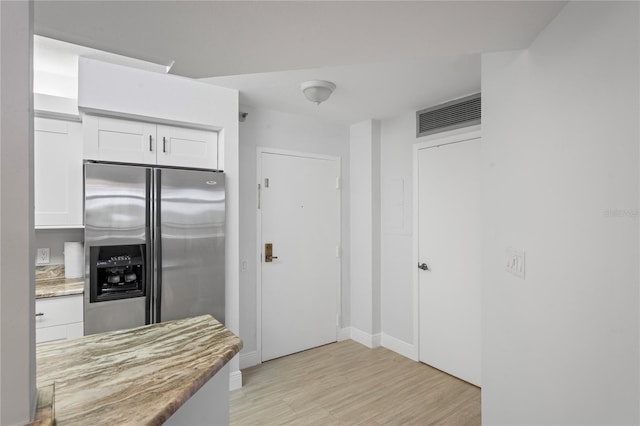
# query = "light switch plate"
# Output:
<box><xmin>36</xmin><ymin>248</ymin><xmax>50</xmax><ymax>265</ymax></box>
<box><xmin>505</xmin><ymin>247</ymin><xmax>525</xmax><ymax>279</ymax></box>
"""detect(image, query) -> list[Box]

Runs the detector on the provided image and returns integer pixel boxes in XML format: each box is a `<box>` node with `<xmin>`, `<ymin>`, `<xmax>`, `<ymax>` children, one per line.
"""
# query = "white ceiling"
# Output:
<box><xmin>33</xmin><ymin>1</ymin><xmax>566</xmax><ymax>125</ymax></box>
<box><xmin>203</xmin><ymin>55</ymin><xmax>481</xmax><ymax>125</ymax></box>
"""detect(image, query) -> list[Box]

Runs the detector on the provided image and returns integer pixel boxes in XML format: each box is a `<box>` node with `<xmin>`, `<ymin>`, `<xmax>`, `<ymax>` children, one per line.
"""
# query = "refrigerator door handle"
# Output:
<box><xmin>154</xmin><ymin>168</ymin><xmax>163</xmax><ymax>323</ymax></box>
<box><xmin>145</xmin><ymin>168</ymin><xmax>153</xmax><ymax>325</ymax></box>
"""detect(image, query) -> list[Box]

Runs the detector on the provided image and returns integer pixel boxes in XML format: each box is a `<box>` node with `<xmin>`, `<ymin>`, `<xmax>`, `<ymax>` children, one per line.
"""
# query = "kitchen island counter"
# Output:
<box><xmin>36</xmin><ymin>315</ymin><xmax>241</xmax><ymax>425</ymax></box>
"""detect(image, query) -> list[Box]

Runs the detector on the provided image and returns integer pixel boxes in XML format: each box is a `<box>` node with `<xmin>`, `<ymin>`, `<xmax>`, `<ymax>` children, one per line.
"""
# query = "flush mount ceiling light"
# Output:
<box><xmin>301</xmin><ymin>80</ymin><xmax>336</xmax><ymax>105</ymax></box>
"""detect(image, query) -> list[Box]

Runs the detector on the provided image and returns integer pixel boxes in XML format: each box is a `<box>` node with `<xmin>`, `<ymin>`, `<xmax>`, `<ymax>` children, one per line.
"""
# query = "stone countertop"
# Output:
<box><xmin>35</xmin><ymin>278</ymin><xmax>84</xmax><ymax>299</ymax></box>
<box><xmin>35</xmin><ymin>265</ymin><xmax>84</xmax><ymax>299</ymax></box>
<box><xmin>36</xmin><ymin>315</ymin><xmax>242</xmax><ymax>425</ymax></box>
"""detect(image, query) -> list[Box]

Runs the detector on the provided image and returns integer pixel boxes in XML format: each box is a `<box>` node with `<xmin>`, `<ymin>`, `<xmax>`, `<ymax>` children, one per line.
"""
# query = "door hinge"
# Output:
<box><xmin>265</xmin><ymin>178</ymin><xmax>270</xmax><ymax>188</ymax></box>
<box><xmin>257</xmin><ymin>183</ymin><xmax>261</xmax><ymax>209</ymax></box>
<box><xmin>336</xmin><ymin>177</ymin><xmax>341</xmax><ymax>190</ymax></box>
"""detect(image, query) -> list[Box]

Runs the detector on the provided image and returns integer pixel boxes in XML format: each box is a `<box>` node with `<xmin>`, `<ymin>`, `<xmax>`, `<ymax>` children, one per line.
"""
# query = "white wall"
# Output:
<box><xmin>378</xmin><ymin>112</ymin><xmax>480</xmax><ymax>358</ymax></box>
<box><xmin>237</xmin><ymin>105</ymin><xmax>349</xmax><ymax>366</ymax></box>
<box><xmin>349</xmin><ymin>120</ymin><xmax>381</xmax><ymax>344</ymax></box>
<box><xmin>0</xmin><ymin>1</ymin><xmax>36</xmax><ymax>423</ymax></box>
<box><xmin>379</xmin><ymin>112</ymin><xmax>415</xmax><ymax>346</ymax></box>
<box><xmin>35</xmin><ymin>229</ymin><xmax>83</xmax><ymax>265</ymax></box>
<box><xmin>482</xmin><ymin>2</ymin><xmax>639</xmax><ymax>424</ymax></box>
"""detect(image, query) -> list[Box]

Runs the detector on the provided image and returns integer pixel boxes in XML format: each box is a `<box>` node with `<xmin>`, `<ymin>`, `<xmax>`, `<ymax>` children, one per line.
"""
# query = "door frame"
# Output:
<box><xmin>412</xmin><ymin>127</ymin><xmax>481</xmax><ymax>362</ymax></box>
<box><xmin>256</xmin><ymin>147</ymin><xmax>342</xmax><ymax>363</ymax></box>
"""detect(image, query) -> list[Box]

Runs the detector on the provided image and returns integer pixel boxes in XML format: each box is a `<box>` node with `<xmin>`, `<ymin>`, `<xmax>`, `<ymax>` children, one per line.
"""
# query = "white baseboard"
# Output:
<box><xmin>229</xmin><ymin>369</ymin><xmax>242</xmax><ymax>391</ymax></box>
<box><xmin>340</xmin><ymin>328</ymin><xmax>417</xmax><ymax>362</ymax></box>
<box><xmin>381</xmin><ymin>333</ymin><xmax>418</xmax><ymax>361</ymax></box>
<box><xmin>372</xmin><ymin>333</ymin><xmax>381</xmax><ymax>347</ymax></box>
<box><xmin>239</xmin><ymin>350</ymin><xmax>261</xmax><ymax>369</ymax></box>
<box><xmin>348</xmin><ymin>327</ymin><xmax>381</xmax><ymax>349</ymax></box>
<box><xmin>338</xmin><ymin>327</ymin><xmax>352</xmax><ymax>341</ymax></box>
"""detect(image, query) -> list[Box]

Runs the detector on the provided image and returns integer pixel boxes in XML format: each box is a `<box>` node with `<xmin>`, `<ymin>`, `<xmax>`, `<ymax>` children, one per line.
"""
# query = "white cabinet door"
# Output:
<box><xmin>84</xmin><ymin>115</ymin><xmax>157</xmax><ymax>165</ymax></box>
<box><xmin>157</xmin><ymin>125</ymin><xmax>218</xmax><ymax>169</ymax></box>
<box><xmin>35</xmin><ymin>294</ymin><xmax>84</xmax><ymax>344</ymax></box>
<box><xmin>84</xmin><ymin>116</ymin><xmax>219</xmax><ymax>170</ymax></box>
<box><xmin>34</xmin><ymin>118</ymin><xmax>83</xmax><ymax>227</ymax></box>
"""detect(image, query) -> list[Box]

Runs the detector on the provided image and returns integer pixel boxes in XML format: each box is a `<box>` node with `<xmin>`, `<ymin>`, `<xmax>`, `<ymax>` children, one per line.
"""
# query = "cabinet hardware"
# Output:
<box><xmin>418</xmin><ymin>262</ymin><xmax>429</xmax><ymax>271</ymax></box>
<box><xmin>163</xmin><ymin>137</ymin><xmax>166</xmax><ymax>153</ymax></box>
<box><xmin>149</xmin><ymin>135</ymin><xmax>152</xmax><ymax>152</ymax></box>
<box><xmin>35</xmin><ymin>312</ymin><xmax>44</xmax><ymax>317</ymax></box>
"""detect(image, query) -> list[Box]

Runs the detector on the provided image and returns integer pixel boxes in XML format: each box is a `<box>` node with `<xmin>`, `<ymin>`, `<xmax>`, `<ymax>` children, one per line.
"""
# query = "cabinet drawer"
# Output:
<box><xmin>36</xmin><ymin>322</ymin><xmax>84</xmax><ymax>344</ymax></box>
<box><xmin>35</xmin><ymin>294</ymin><xmax>83</xmax><ymax>329</ymax></box>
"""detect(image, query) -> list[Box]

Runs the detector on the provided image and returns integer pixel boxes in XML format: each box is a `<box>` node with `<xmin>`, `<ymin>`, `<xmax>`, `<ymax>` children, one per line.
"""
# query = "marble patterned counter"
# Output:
<box><xmin>36</xmin><ymin>315</ymin><xmax>242</xmax><ymax>425</ymax></box>
<box><xmin>35</xmin><ymin>278</ymin><xmax>84</xmax><ymax>299</ymax></box>
<box><xmin>35</xmin><ymin>265</ymin><xmax>83</xmax><ymax>299</ymax></box>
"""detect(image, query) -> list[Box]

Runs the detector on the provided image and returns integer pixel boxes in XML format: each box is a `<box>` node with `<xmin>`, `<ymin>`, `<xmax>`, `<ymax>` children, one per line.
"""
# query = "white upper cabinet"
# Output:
<box><xmin>156</xmin><ymin>125</ymin><xmax>218</xmax><ymax>169</ymax></box>
<box><xmin>84</xmin><ymin>115</ymin><xmax>219</xmax><ymax>170</ymax></box>
<box><xmin>35</xmin><ymin>117</ymin><xmax>83</xmax><ymax>228</ymax></box>
<box><xmin>83</xmin><ymin>115</ymin><xmax>156</xmax><ymax>165</ymax></box>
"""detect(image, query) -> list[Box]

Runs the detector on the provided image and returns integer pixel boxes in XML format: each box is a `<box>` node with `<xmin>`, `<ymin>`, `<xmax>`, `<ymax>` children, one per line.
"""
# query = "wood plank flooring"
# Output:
<box><xmin>230</xmin><ymin>340</ymin><xmax>480</xmax><ymax>425</ymax></box>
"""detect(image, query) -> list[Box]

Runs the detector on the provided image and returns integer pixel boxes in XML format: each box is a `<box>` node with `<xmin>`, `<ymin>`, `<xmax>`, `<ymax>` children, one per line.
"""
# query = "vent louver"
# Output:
<box><xmin>416</xmin><ymin>93</ymin><xmax>481</xmax><ymax>138</ymax></box>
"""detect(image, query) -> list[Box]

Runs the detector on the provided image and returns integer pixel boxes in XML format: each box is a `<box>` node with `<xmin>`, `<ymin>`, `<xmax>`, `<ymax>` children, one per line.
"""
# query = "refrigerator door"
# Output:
<box><xmin>155</xmin><ymin>168</ymin><xmax>225</xmax><ymax>324</ymax></box>
<box><xmin>84</xmin><ymin>162</ymin><xmax>151</xmax><ymax>335</ymax></box>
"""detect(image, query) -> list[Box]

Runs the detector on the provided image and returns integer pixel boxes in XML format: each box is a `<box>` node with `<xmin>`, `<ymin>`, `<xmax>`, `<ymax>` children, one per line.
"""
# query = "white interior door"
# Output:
<box><xmin>260</xmin><ymin>151</ymin><xmax>339</xmax><ymax>362</ymax></box>
<box><xmin>418</xmin><ymin>137</ymin><xmax>482</xmax><ymax>386</ymax></box>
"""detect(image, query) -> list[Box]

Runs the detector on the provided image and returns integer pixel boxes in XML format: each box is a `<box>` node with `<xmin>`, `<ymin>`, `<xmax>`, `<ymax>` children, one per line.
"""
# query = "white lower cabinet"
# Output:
<box><xmin>84</xmin><ymin>115</ymin><xmax>219</xmax><ymax>170</ymax></box>
<box><xmin>35</xmin><ymin>294</ymin><xmax>84</xmax><ymax>344</ymax></box>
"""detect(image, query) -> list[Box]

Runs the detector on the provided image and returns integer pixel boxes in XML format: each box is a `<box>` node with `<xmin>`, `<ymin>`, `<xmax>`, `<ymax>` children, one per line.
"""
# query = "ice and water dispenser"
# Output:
<box><xmin>89</xmin><ymin>244</ymin><xmax>146</xmax><ymax>302</ymax></box>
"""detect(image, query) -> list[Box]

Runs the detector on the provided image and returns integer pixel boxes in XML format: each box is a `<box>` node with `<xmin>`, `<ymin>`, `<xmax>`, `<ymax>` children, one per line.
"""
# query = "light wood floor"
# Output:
<box><xmin>230</xmin><ymin>340</ymin><xmax>480</xmax><ymax>425</ymax></box>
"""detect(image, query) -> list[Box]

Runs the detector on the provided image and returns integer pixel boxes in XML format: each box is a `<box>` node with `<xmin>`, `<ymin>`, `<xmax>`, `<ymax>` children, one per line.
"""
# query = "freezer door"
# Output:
<box><xmin>156</xmin><ymin>169</ymin><xmax>225</xmax><ymax>324</ymax></box>
<box><xmin>84</xmin><ymin>162</ymin><xmax>150</xmax><ymax>246</ymax></box>
<box><xmin>84</xmin><ymin>162</ymin><xmax>151</xmax><ymax>335</ymax></box>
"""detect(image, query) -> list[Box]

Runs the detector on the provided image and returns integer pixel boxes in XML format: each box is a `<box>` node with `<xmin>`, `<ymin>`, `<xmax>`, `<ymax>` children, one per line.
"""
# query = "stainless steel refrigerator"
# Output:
<box><xmin>83</xmin><ymin>162</ymin><xmax>225</xmax><ymax>335</ymax></box>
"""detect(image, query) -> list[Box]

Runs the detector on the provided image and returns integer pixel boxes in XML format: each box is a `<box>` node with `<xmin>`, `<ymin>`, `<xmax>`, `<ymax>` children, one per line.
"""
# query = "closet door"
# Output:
<box><xmin>417</xmin><ymin>136</ymin><xmax>482</xmax><ymax>387</ymax></box>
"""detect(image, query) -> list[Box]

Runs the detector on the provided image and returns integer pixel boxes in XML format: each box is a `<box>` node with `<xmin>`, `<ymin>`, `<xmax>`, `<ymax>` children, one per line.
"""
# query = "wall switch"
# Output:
<box><xmin>505</xmin><ymin>247</ymin><xmax>525</xmax><ymax>279</ymax></box>
<box><xmin>36</xmin><ymin>248</ymin><xmax>50</xmax><ymax>265</ymax></box>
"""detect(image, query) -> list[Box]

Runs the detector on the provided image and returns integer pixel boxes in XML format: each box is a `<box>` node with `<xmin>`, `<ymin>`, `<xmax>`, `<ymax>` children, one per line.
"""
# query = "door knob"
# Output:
<box><xmin>418</xmin><ymin>262</ymin><xmax>429</xmax><ymax>271</ymax></box>
<box><xmin>265</xmin><ymin>243</ymin><xmax>278</xmax><ymax>262</ymax></box>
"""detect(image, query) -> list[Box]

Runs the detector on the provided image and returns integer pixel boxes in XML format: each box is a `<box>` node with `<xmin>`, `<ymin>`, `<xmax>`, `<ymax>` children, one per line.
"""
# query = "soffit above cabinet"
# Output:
<box><xmin>78</xmin><ymin>57</ymin><xmax>237</xmax><ymax>131</ymax></box>
<box><xmin>33</xmin><ymin>35</ymin><xmax>169</xmax><ymax>119</ymax></box>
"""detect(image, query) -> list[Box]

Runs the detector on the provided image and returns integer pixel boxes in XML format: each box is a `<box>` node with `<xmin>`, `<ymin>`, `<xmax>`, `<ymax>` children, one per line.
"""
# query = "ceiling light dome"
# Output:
<box><xmin>301</xmin><ymin>80</ymin><xmax>336</xmax><ymax>105</ymax></box>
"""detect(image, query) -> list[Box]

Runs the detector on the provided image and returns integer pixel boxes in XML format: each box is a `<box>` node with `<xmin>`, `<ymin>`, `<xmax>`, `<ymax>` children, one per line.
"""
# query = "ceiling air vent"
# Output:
<box><xmin>416</xmin><ymin>93</ymin><xmax>481</xmax><ymax>138</ymax></box>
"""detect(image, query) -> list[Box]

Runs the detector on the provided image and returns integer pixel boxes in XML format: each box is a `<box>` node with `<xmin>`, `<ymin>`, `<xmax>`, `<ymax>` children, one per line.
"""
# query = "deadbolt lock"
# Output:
<box><xmin>265</xmin><ymin>243</ymin><xmax>278</xmax><ymax>263</ymax></box>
